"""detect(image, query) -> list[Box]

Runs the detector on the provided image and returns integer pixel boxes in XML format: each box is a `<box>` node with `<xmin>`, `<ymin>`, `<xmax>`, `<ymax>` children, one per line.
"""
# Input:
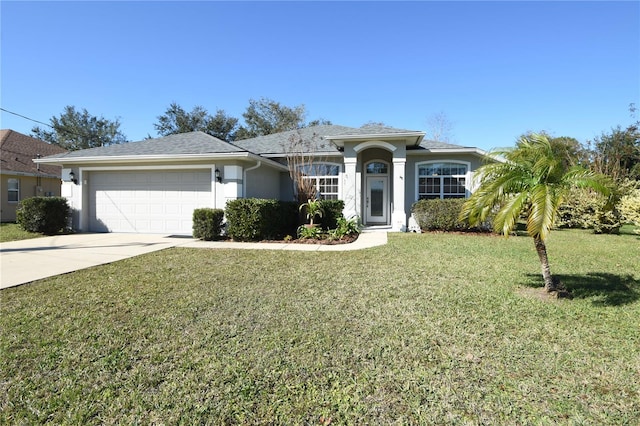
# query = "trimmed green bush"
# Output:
<box><xmin>412</xmin><ymin>199</ymin><xmax>467</xmax><ymax>231</ymax></box>
<box><xmin>16</xmin><ymin>197</ymin><xmax>70</xmax><ymax>235</ymax></box>
<box><xmin>412</xmin><ymin>198</ymin><xmax>492</xmax><ymax>232</ymax></box>
<box><xmin>225</xmin><ymin>199</ymin><xmax>298</xmax><ymax>241</ymax></box>
<box><xmin>317</xmin><ymin>199</ymin><xmax>345</xmax><ymax>230</ymax></box>
<box><xmin>192</xmin><ymin>208</ymin><xmax>224</xmax><ymax>240</ymax></box>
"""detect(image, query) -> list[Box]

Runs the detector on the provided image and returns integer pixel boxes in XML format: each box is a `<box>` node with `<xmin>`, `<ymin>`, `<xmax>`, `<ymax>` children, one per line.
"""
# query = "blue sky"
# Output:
<box><xmin>1</xmin><ymin>1</ymin><xmax>638</xmax><ymax>151</ymax></box>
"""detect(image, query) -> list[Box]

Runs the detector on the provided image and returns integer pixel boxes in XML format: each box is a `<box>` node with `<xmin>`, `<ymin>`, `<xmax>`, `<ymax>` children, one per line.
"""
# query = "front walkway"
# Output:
<box><xmin>1</xmin><ymin>231</ymin><xmax>387</xmax><ymax>289</ymax></box>
<box><xmin>179</xmin><ymin>230</ymin><xmax>387</xmax><ymax>251</ymax></box>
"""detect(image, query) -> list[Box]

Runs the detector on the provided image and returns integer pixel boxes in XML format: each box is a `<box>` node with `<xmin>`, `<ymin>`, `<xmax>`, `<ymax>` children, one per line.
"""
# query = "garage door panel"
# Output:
<box><xmin>90</xmin><ymin>170</ymin><xmax>212</xmax><ymax>234</ymax></box>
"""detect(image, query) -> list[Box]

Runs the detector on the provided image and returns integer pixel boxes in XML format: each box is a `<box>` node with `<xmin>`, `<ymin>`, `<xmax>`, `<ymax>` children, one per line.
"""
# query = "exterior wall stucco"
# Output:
<box><xmin>404</xmin><ymin>153</ymin><xmax>487</xmax><ymax>215</ymax></box>
<box><xmin>244</xmin><ymin>165</ymin><xmax>281</xmax><ymax>199</ymax></box>
<box><xmin>1</xmin><ymin>174</ymin><xmax>62</xmax><ymax>222</ymax></box>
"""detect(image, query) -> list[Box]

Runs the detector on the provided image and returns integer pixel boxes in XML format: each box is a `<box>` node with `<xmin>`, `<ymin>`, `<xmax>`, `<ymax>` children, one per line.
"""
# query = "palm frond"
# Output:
<box><xmin>493</xmin><ymin>192</ymin><xmax>529</xmax><ymax>236</ymax></box>
<box><xmin>526</xmin><ymin>185</ymin><xmax>558</xmax><ymax>240</ymax></box>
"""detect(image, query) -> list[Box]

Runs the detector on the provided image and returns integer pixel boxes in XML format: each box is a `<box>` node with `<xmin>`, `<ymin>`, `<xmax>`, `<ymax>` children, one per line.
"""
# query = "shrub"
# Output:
<box><xmin>192</xmin><ymin>208</ymin><xmax>224</xmax><ymax>240</ymax></box>
<box><xmin>412</xmin><ymin>199</ymin><xmax>467</xmax><ymax>232</ymax></box>
<box><xmin>556</xmin><ymin>188</ymin><xmax>622</xmax><ymax>234</ymax></box>
<box><xmin>297</xmin><ymin>224</ymin><xmax>322</xmax><ymax>239</ymax></box>
<box><xmin>16</xmin><ymin>197</ymin><xmax>70</xmax><ymax>235</ymax></box>
<box><xmin>317</xmin><ymin>199</ymin><xmax>345</xmax><ymax>230</ymax></box>
<box><xmin>328</xmin><ymin>216</ymin><xmax>361</xmax><ymax>240</ymax></box>
<box><xmin>225</xmin><ymin>199</ymin><xmax>297</xmax><ymax>241</ymax></box>
<box><xmin>618</xmin><ymin>189</ymin><xmax>640</xmax><ymax>233</ymax></box>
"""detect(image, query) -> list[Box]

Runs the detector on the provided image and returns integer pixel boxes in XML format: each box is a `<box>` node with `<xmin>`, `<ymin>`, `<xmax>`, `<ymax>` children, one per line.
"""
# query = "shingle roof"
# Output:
<box><xmin>232</xmin><ymin>124</ymin><xmax>425</xmax><ymax>155</ymax></box>
<box><xmin>414</xmin><ymin>139</ymin><xmax>476</xmax><ymax>150</ymax></box>
<box><xmin>0</xmin><ymin>130</ymin><xmax>67</xmax><ymax>177</ymax></box>
<box><xmin>41</xmin><ymin>131</ymin><xmax>247</xmax><ymax>160</ymax></box>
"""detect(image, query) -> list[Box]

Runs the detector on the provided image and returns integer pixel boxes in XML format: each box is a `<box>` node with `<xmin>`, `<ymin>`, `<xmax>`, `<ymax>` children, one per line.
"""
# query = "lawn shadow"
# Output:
<box><xmin>523</xmin><ymin>273</ymin><xmax>639</xmax><ymax>307</ymax></box>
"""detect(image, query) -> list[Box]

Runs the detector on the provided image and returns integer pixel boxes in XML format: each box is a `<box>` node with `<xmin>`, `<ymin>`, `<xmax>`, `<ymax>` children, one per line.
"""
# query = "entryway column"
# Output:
<box><xmin>391</xmin><ymin>155</ymin><xmax>407</xmax><ymax>232</ymax></box>
<box><xmin>223</xmin><ymin>165</ymin><xmax>243</xmax><ymax>204</ymax></box>
<box><xmin>343</xmin><ymin>158</ymin><xmax>358</xmax><ymax>219</ymax></box>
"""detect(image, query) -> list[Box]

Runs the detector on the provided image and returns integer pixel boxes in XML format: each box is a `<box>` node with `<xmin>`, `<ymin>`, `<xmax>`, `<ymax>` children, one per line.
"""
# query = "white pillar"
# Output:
<box><xmin>343</xmin><ymin>159</ymin><xmax>358</xmax><ymax>219</ymax></box>
<box><xmin>223</xmin><ymin>165</ymin><xmax>243</xmax><ymax>204</ymax></box>
<box><xmin>391</xmin><ymin>158</ymin><xmax>407</xmax><ymax>231</ymax></box>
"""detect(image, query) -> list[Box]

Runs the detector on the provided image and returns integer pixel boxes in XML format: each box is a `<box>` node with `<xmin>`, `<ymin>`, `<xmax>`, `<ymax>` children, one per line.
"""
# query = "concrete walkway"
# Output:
<box><xmin>1</xmin><ymin>231</ymin><xmax>387</xmax><ymax>289</ymax></box>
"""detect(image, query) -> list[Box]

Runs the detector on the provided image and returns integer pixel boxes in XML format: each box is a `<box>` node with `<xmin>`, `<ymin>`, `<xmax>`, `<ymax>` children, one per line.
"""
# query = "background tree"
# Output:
<box><xmin>549</xmin><ymin>136</ymin><xmax>584</xmax><ymax>166</ymax></box>
<box><xmin>584</xmin><ymin>104</ymin><xmax>640</xmax><ymax>182</ymax></box>
<box><xmin>235</xmin><ymin>97</ymin><xmax>307</xmax><ymax>140</ymax></box>
<box><xmin>424</xmin><ymin>111</ymin><xmax>455</xmax><ymax>142</ymax></box>
<box><xmin>154</xmin><ymin>102</ymin><xmax>239</xmax><ymax>141</ymax></box>
<box><xmin>461</xmin><ymin>133</ymin><xmax>612</xmax><ymax>295</ymax></box>
<box><xmin>31</xmin><ymin>106</ymin><xmax>127</xmax><ymax>151</ymax></box>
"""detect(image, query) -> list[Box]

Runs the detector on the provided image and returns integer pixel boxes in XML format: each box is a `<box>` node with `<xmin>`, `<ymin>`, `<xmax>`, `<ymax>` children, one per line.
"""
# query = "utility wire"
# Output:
<box><xmin>0</xmin><ymin>107</ymin><xmax>116</xmax><ymax>141</ymax></box>
<box><xmin>1</xmin><ymin>107</ymin><xmax>54</xmax><ymax>129</ymax></box>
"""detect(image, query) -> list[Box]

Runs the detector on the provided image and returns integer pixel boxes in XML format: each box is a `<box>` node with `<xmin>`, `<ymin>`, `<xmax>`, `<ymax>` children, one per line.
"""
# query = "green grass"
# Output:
<box><xmin>1</xmin><ymin>230</ymin><xmax>639</xmax><ymax>424</ymax></box>
<box><xmin>0</xmin><ymin>223</ymin><xmax>44</xmax><ymax>243</ymax></box>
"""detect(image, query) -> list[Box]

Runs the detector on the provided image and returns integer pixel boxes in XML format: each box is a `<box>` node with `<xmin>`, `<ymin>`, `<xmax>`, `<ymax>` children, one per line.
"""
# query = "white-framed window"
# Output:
<box><xmin>299</xmin><ymin>163</ymin><xmax>341</xmax><ymax>200</ymax></box>
<box><xmin>417</xmin><ymin>161</ymin><xmax>469</xmax><ymax>199</ymax></box>
<box><xmin>7</xmin><ymin>178</ymin><xmax>19</xmax><ymax>203</ymax></box>
<box><xmin>365</xmin><ymin>161</ymin><xmax>389</xmax><ymax>175</ymax></box>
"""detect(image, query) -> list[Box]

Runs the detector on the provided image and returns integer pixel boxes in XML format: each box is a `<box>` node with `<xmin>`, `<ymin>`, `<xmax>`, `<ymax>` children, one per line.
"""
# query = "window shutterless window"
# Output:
<box><xmin>417</xmin><ymin>162</ymin><xmax>468</xmax><ymax>199</ymax></box>
<box><xmin>299</xmin><ymin>163</ymin><xmax>341</xmax><ymax>200</ymax></box>
<box><xmin>8</xmin><ymin>178</ymin><xmax>19</xmax><ymax>203</ymax></box>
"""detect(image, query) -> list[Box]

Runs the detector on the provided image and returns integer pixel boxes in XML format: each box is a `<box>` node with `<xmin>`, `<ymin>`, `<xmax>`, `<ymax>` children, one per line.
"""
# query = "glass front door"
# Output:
<box><xmin>365</xmin><ymin>176</ymin><xmax>388</xmax><ymax>224</ymax></box>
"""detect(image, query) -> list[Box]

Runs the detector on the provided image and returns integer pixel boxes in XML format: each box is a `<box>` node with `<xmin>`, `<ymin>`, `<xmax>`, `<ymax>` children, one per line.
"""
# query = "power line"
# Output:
<box><xmin>0</xmin><ymin>107</ymin><xmax>53</xmax><ymax>129</ymax></box>
<box><xmin>0</xmin><ymin>107</ymin><xmax>122</xmax><ymax>143</ymax></box>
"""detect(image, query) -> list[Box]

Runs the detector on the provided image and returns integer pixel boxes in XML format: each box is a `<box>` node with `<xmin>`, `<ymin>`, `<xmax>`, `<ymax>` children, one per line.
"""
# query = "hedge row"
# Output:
<box><xmin>411</xmin><ymin>198</ymin><xmax>492</xmax><ymax>232</ymax></box>
<box><xmin>194</xmin><ymin>199</ymin><xmax>346</xmax><ymax>241</ymax></box>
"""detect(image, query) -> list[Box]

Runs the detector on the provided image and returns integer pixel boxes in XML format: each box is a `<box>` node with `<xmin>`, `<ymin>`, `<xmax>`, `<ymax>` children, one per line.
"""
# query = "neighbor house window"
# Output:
<box><xmin>299</xmin><ymin>163</ymin><xmax>340</xmax><ymax>200</ymax></box>
<box><xmin>8</xmin><ymin>178</ymin><xmax>19</xmax><ymax>203</ymax></box>
<box><xmin>417</xmin><ymin>161</ymin><xmax>469</xmax><ymax>199</ymax></box>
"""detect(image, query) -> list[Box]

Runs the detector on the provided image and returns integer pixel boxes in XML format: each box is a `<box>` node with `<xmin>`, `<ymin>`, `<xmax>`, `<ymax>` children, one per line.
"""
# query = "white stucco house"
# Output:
<box><xmin>35</xmin><ymin>124</ymin><xmax>490</xmax><ymax>234</ymax></box>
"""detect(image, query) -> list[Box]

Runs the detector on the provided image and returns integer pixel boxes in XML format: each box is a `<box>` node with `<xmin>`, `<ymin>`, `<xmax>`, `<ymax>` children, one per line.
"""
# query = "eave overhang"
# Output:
<box><xmin>323</xmin><ymin>131</ymin><xmax>425</xmax><ymax>147</ymax></box>
<box><xmin>34</xmin><ymin>152</ymin><xmax>290</xmax><ymax>171</ymax></box>
<box><xmin>406</xmin><ymin>147</ymin><xmax>490</xmax><ymax>157</ymax></box>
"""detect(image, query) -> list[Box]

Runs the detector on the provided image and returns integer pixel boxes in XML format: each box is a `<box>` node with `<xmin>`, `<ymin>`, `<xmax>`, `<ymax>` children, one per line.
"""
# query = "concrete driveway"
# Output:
<box><xmin>1</xmin><ymin>231</ymin><xmax>387</xmax><ymax>290</ymax></box>
<box><xmin>0</xmin><ymin>233</ymin><xmax>193</xmax><ymax>290</ymax></box>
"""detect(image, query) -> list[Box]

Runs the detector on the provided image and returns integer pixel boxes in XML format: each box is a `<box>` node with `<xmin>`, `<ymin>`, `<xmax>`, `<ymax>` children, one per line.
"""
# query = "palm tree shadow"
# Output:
<box><xmin>524</xmin><ymin>273</ymin><xmax>640</xmax><ymax>307</ymax></box>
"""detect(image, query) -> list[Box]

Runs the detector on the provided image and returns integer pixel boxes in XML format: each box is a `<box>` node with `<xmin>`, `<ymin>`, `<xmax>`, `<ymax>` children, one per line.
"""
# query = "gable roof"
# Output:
<box><xmin>233</xmin><ymin>124</ymin><xmax>426</xmax><ymax>155</ymax></box>
<box><xmin>0</xmin><ymin>130</ymin><xmax>67</xmax><ymax>178</ymax></box>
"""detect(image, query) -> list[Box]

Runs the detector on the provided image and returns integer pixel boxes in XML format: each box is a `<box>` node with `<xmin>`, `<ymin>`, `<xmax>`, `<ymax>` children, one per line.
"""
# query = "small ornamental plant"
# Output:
<box><xmin>299</xmin><ymin>199</ymin><xmax>324</xmax><ymax>226</ymax></box>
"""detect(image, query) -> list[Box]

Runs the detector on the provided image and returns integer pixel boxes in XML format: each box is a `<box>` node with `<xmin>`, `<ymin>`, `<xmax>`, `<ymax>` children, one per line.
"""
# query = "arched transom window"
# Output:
<box><xmin>299</xmin><ymin>163</ymin><xmax>340</xmax><ymax>200</ymax></box>
<box><xmin>366</xmin><ymin>161</ymin><xmax>388</xmax><ymax>174</ymax></box>
<box><xmin>417</xmin><ymin>161</ymin><xmax>468</xmax><ymax>199</ymax></box>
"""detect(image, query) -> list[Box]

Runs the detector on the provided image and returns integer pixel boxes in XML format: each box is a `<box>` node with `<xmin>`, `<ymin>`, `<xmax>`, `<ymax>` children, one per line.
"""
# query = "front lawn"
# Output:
<box><xmin>0</xmin><ymin>223</ymin><xmax>43</xmax><ymax>243</ymax></box>
<box><xmin>1</xmin><ymin>230</ymin><xmax>638</xmax><ymax>424</ymax></box>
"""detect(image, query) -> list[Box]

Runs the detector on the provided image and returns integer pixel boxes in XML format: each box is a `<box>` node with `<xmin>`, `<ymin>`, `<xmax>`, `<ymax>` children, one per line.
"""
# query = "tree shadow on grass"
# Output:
<box><xmin>523</xmin><ymin>273</ymin><xmax>640</xmax><ymax>307</ymax></box>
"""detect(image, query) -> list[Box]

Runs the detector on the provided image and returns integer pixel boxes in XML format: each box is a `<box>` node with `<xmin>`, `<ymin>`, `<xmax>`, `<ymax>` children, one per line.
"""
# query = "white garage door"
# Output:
<box><xmin>90</xmin><ymin>170</ymin><xmax>212</xmax><ymax>234</ymax></box>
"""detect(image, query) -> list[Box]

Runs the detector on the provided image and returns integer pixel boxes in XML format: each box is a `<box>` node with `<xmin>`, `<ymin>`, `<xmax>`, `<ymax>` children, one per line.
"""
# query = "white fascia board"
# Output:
<box><xmin>407</xmin><ymin>148</ymin><xmax>490</xmax><ymax>157</ymax></box>
<box><xmin>0</xmin><ymin>170</ymin><xmax>60</xmax><ymax>179</ymax></box>
<box><xmin>324</xmin><ymin>132</ymin><xmax>425</xmax><ymax>146</ymax></box>
<box><xmin>35</xmin><ymin>152</ymin><xmax>289</xmax><ymax>171</ymax></box>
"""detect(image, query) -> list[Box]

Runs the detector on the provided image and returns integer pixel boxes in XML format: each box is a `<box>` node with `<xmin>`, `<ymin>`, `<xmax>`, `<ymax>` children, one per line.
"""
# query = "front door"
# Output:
<box><xmin>365</xmin><ymin>176</ymin><xmax>388</xmax><ymax>224</ymax></box>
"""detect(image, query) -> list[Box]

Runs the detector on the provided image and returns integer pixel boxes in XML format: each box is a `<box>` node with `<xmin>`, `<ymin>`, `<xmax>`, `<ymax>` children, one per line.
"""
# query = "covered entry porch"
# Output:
<box><xmin>324</xmin><ymin>129</ymin><xmax>425</xmax><ymax>232</ymax></box>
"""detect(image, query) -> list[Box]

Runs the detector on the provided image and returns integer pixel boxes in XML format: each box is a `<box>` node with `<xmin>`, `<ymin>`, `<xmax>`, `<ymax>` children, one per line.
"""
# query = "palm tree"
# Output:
<box><xmin>461</xmin><ymin>133</ymin><xmax>613</xmax><ymax>294</ymax></box>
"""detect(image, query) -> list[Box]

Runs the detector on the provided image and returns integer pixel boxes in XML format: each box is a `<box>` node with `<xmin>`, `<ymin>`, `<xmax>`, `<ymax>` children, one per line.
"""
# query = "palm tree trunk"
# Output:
<box><xmin>533</xmin><ymin>236</ymin><xmax>556</xmax><ymax>292</ymax></box>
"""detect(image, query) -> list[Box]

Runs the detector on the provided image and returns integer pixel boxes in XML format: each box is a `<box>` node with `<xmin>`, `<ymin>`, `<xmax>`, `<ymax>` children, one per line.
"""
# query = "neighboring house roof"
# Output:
<box><xmin>0</xmin><ymin>129</ymin><xmax>67</xmax><ymax>178</ymax></box>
